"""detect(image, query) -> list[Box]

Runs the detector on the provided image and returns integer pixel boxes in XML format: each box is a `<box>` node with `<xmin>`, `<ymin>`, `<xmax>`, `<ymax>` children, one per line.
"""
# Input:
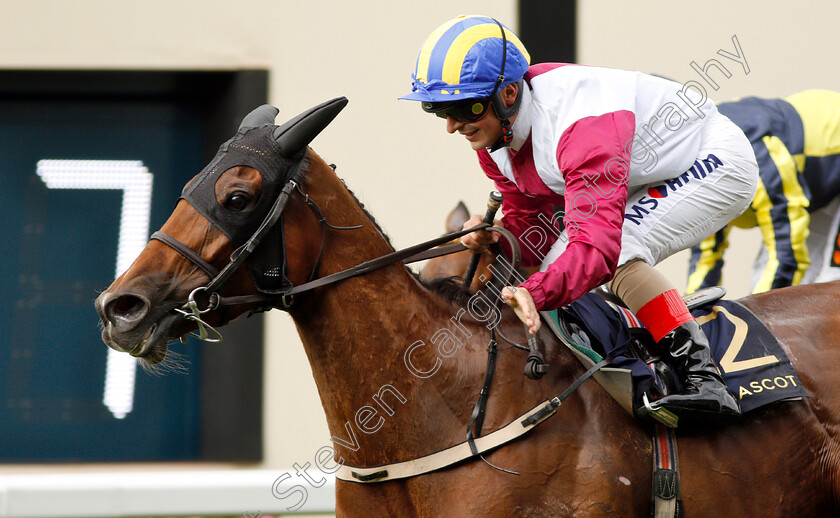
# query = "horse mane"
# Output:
<box><xmin>416</xmin><ymin>276</ymin><xmax>474</xmax><ymax>306</ymax></box>
<box><xmin>340</xmin><ymin>178</ymin><xmax>395</xmax><ymax>249</ymax></box>
<box><xmin>339</xmin><ymin>177</ymin><xmax>473</xmax><ymax>307</ymax></box>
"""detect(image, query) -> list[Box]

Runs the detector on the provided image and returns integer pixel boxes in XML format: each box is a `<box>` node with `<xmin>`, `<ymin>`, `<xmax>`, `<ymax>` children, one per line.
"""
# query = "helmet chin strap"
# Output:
<box><xmin>487</xmin><ymin>19</ymin><xmax>521</xmax><ymax>152</ymax></box>
<box><xmin>488</xmin><ymin>80</ymin><xmax>523</xmax><ymax>152</ymax></box>
<box><xmin>489</xmin><ymin>120</ymin><xmax>513</xmax><ymax>153</ymax></box>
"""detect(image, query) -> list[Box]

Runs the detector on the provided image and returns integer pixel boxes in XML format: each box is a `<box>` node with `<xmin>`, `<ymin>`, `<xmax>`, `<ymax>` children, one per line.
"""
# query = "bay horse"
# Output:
<box><xmin>96</xmin><ymin>99</ymin><xmax>840</xmax><ymax>517</ymax></box>
<box><xmin>418</xmin><ymin>200</ymin><xmax>538</xmax><ymax>292</ymax></box>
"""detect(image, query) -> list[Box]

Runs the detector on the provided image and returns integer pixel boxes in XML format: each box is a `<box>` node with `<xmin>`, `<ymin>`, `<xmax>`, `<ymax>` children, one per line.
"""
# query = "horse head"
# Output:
<box><xmin>95</xmin><ymin>98</ymin><xmax>348</xmax><ymax>364</ymax></box>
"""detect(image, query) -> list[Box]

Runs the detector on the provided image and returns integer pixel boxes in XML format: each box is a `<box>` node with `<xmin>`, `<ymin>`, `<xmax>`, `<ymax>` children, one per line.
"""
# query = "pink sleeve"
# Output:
<box><xmin>520</xmin><ymin>111</ymin><xmax>634</xmax><ymax>310</ymax></box>
<box><xmin>477</xmin><ymin>150</ymin><xmax>559</xmax><ymax>267</ymax></box>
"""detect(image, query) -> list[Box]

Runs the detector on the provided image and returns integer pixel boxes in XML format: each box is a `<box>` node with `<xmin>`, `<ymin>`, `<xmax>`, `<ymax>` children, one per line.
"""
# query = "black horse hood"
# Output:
<box><xmin>179</xmin><ymin>98</ymin><xmax>348</xmax><ymax>294</ymax></box>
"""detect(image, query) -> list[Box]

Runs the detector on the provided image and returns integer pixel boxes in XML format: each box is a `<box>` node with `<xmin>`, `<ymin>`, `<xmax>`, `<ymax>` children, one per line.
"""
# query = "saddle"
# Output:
<box><xmin>544</xmin><ymin>286</ymin><xmax>808</xmax><ymax>517</ymax></box>
<box><xmin>544</xmin><ymin>286</ymin><xmax>808</xmax><ymax>423</ymax></box>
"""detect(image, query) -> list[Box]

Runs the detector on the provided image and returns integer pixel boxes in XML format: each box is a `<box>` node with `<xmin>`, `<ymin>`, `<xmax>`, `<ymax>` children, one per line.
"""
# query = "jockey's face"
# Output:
<box><xmin>445</xmin><ymin>109</ymin><xmax>501</xmax><ymax>151</ymax></box>
<box><xmin>444</xmin><ymin>83</ymin><xmax>518</xmax><ymax>151</ymax></box>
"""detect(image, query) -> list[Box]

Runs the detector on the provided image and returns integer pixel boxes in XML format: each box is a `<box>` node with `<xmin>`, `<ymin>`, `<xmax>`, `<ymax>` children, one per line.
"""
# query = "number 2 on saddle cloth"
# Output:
<box><xmin>554</xmin><ymin>291</ymin><xmax>808</xmax><ymax>417</ymax></box>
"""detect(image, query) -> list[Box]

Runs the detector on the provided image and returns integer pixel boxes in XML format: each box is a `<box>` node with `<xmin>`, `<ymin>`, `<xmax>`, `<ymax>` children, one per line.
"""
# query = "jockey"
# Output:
<box><xmin>687</xmin><ymin>90</ymin><xmax>840</xmax><ymax>294</ymax></box>
<box><xmin>400</xmin><ymin>15</ymin><xmax>759</xmax><ymax>419</ymax></box>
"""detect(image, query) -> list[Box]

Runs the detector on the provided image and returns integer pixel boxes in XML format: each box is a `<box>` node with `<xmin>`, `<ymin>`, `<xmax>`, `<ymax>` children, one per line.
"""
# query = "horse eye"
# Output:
<box><xmin>226</xmin><ymin>192</ymin><xmax>251</xmax><ymax>211</ymax></box>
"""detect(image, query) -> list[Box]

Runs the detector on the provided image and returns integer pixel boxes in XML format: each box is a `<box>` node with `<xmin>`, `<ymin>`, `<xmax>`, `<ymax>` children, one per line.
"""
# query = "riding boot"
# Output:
<box><xmin>654</xmin><ymin>320</ymin><xmax>741</xmax><ymax>417</ymax></box>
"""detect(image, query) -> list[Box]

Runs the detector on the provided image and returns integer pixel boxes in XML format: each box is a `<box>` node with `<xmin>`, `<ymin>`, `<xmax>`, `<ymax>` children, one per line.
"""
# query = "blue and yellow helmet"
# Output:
<box><xmin>400</xmin><ymin>15</ymin><xmax>531</xmax><ymax>103</ymax></box>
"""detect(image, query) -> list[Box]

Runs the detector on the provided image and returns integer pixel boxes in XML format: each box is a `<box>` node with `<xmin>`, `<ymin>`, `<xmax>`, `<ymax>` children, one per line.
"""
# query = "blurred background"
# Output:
<box><xmin>0</xmin><ymin>0</ymin><xmax>836</xmax><ymax>516</ymax></box>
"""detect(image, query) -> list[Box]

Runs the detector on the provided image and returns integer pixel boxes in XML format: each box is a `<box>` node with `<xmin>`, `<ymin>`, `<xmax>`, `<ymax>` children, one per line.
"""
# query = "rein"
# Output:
<box><xmin>150</xmin><ymin>168</ymin><xmax>589</xmax><ymax>483</ymax></box>
<box><xmin>150</xmin><ymin>171</ymin><xmax>499</xmax><ymax>341</ymax></box>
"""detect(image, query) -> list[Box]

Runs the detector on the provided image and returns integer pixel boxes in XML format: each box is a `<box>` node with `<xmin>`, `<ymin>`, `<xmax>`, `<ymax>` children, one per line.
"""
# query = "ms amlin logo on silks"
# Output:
<box><xmin>625</xmin><ymin>153</ymin><xmax>724</xmax><ymax>225</ymax></box>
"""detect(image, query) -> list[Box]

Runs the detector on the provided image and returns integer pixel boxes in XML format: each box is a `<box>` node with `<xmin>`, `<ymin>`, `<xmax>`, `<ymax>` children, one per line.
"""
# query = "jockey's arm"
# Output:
<box><xmin>470</xmin><ymin>152</ymin><xmax>559</xmax><ymax>266</ymax></box>
<box><xmin>518</xmin><ymin>114</ymin><xmax>631</xmax><ymax>311</ymax></box>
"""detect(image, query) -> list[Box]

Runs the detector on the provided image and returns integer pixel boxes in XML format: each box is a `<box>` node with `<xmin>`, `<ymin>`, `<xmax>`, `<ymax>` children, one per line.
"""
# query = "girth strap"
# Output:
<box><xmin>651</xmin><ymin>425</ymin><xmax>683</xmax><ymax>518</ymax></box>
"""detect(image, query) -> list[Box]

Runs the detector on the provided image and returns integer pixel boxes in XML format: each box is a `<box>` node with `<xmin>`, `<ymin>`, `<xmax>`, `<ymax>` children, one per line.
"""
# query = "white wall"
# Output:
<box><xmin>578</xmin><ymin>0</ymin><xmax>840</xmax><ymax>297</ymax></box>
<box><xmin>2</xmin><ymin>0</ymin><xmax>836</xmax><ymax>477</ymax></box>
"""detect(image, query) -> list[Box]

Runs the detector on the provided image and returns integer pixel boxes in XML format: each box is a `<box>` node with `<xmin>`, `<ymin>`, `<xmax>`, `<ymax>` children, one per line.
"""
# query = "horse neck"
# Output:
<box><xmin>286</xmin><ymin>156</ymin><xmax>521</xmax><ymax>466</ymax></box>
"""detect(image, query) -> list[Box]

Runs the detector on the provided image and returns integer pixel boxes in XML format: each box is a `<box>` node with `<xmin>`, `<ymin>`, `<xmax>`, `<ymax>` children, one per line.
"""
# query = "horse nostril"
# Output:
<box><xmin>105</xmin><ymin>294</ymin><xmax>150</xmax><ymax>326</ymax></box>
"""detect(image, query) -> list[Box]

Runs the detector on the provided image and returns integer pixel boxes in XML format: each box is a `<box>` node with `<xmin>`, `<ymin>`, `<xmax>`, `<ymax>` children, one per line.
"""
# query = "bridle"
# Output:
<box><xmin>139</xmin><ymin>98</ymin><xmax>577</xmax><ymax>483</ymax></box>
<box><xmin>150</xmin><ymin>160</ymin><xmax>521</xmax><ymax>343</ymax></box>
<box><xmin>150</xmin><ymin>157</ymin><xmax>546</xmax><ymax>475</ymax></box>
<box><xmin>150</xmin><ymin>160</ymin><xmax>303</xmax><ymax>341</ymax></box>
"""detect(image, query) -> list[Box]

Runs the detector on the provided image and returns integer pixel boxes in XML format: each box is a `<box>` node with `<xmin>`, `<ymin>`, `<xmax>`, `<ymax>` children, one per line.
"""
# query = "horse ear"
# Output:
<box><xmin>273</xmin><ymin>97</ymin><xmax>349</xmax><ymax>156</ymax></box>
<box><xmin>446</xmin><ymin>201</ymin><xmax>471</xmax><ymax>232</ymax></box>
<box><xmin>238</xmin><ymin>104</ymin><xmax>280</xmax><ymax>131</ymax></box>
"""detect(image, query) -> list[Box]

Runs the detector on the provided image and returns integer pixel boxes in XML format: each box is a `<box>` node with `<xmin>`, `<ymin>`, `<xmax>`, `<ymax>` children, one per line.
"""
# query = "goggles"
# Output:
<box><xmin>421</xmin><ymin>98</ymin><xmax>491</xmax><ymax>123</ymax></box>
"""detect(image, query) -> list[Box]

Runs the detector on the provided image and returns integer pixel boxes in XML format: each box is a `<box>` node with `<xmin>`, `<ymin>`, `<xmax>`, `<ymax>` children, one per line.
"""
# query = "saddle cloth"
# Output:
<box><xmin>553</xmin><ymin>293</ymin><xmax>808</xmax><ymax>414</ymax></box>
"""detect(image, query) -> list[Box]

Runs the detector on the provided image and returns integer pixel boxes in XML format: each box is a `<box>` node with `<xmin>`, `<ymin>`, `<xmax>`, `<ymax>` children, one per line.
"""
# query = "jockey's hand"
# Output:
<box><xmin>501</xmin><ymin>286</ymin><xmax>541</xmax><ymax>335</ymax></box>
<box><xmin>460</xmin><ymin>214</ymin><xmax>502</xmax><ymax>252</ymax></box>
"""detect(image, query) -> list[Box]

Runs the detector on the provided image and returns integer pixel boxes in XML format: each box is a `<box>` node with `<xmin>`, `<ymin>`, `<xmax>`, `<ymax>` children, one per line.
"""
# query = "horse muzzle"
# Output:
<box><xmin>95</xmin><ymin>291</ymin><xmax>174</xmax><ymax>360</ymax></box>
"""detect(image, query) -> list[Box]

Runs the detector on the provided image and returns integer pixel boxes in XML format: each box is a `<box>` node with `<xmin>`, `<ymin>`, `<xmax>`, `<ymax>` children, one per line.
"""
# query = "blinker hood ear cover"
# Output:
<box><xmin>238</xmin><ymin>104</ymin><xmax>279</xmax><ymax>131</ymax></box>
<box><xmin>274</xmin><ymin>97</ymin><xmax>349</xmax><ymax>156</ymax></box>
<box><xmin>179</xmin><ymin>97</ymin><xmax>348</xmax><ymax>294</ymax></box>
